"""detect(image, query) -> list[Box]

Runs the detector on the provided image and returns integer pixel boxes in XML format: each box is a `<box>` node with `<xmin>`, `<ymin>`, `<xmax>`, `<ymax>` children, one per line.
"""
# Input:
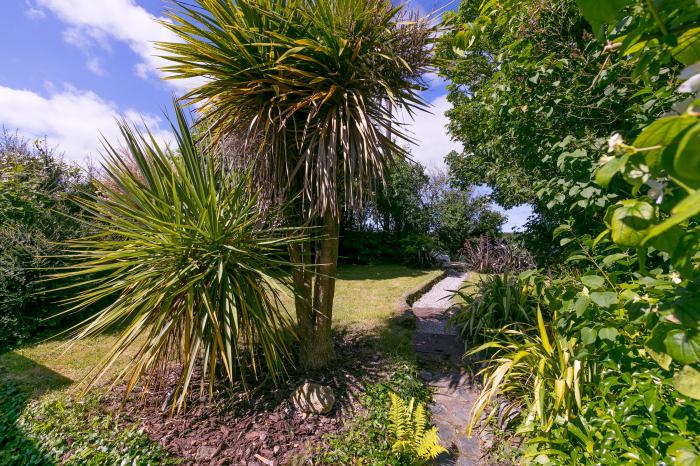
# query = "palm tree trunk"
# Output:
<box><xmin>291</xmin><ymin>209</ymin><xmax>339</xmax><ymax>370</ymax></box>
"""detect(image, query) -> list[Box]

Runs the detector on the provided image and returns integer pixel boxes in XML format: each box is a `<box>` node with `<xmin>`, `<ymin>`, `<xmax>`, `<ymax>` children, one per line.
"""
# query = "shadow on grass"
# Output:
<box><xmin>332</xmin><ymin>309</ymin><xmax>418</xmax><ymax>363</ymax></box>
<box><xmin>0</xmin><ymin>355</ymin><xmax>71</xmax><ymax>465</ymax></box>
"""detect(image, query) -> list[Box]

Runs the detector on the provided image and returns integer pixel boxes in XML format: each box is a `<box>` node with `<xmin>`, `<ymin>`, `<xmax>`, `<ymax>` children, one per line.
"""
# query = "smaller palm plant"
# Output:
<box><xmin>450</xmin><ymin>273</ymin><xmax>539</xmax><ymax>345</ymax></box>
<box><xmin>50</xmin><ymin>103</ymin><xmax>303</xmax><ymax>411</ymax></box>
<box><xmin>388</xmin><ymin>391</ymin><xmax>447</xmax><ymax>464</ymax></box>
<box><xmin>466</xmin><ymin>307</ymin><xmax>589</xmax><ymax>436</ymax></box>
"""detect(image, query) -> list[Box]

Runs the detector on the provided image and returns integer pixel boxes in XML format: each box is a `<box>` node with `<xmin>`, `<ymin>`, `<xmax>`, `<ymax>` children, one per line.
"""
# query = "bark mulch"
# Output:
<box><xmin>105</xmin><ymin>334</ymin><xmax>388</xmax><ymax>465</ymax></box>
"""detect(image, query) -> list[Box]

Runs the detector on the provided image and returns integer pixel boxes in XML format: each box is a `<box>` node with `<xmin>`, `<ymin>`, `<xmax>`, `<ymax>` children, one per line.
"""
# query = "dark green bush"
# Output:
<box><xmin>0</xmin><ymin>131</ymin><xmax>92</xmax><ymax>352</ymax></box>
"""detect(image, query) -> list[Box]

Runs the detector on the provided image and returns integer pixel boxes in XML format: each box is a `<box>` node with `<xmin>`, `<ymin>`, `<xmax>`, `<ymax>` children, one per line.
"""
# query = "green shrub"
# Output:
<box><xmin>49</xmin><ymin>103</ymin><xmax>302</xmax><ymax>410</ymax></box>
<box><xmin>0</xmin><ymin>131</ymin><xmax>92</xmax><ymax>352</ymax></box>
<box><xmin>0</xmin><ymin>384</ymin><xmax>175</xmax><ymax>466</ymax></box>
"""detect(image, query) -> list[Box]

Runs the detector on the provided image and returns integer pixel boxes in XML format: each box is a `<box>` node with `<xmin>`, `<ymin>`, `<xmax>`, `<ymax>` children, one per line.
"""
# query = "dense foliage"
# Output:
<box><xmin>438</xmin><ymin>0</ymin><xmax>683</xmax><ymax>260</ymax></box>
<box><xmin>0</xmin><ymin>132</ymin><xmax>91</xmax><ymax>352</ymax></box>
<box><xmin>446</xmin><ymin>0</ymin><xmax>700</xmax><ymax>463</ymax></box>
<box><xmin>0</xmin><ymin>384</ymin><xmax>175</xmax><ymax>465</ymax></box>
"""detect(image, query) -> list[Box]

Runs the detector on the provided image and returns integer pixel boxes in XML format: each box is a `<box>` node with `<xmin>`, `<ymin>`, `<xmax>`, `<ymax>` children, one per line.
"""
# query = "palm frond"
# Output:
<box><xmin>158</xmin><ymin>0</ymin><xmax>436</xmax><ymax>216</ymax></box>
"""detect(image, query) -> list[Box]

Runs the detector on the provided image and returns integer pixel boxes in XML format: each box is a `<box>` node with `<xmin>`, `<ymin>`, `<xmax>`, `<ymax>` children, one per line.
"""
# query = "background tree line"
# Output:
<box><xmin>339</xmin><ymin>157</ymin><xmax>504</xmax><ymax>266</ymax></box>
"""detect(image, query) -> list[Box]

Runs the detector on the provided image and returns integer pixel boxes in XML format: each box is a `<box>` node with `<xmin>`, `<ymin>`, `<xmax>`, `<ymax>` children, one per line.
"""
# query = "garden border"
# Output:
<box><xmin>394</xmin><ymin>269</ymin><xmax>448</xmax><ymax>317</ymax></box>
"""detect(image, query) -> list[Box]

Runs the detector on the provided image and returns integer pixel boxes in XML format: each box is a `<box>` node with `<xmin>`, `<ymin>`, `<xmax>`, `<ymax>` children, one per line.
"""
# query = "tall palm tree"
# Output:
<box><xmin>159</xmin><ymin>0</ymin><xmax>435</xmax><ymax>369</ymax></box>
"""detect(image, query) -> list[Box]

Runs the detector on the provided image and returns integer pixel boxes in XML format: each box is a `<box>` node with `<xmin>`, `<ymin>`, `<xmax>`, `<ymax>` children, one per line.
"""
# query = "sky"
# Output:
<box><xmin>0</xmin><ymin>0</ymin><xmax>532</xmax><ymax>231</ymax></box>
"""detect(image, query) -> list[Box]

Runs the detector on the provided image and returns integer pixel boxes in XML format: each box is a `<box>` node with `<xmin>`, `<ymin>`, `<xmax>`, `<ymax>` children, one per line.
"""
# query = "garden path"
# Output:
<box><xmin>411</xmin><ymin>268</ymin><xmax>484</xmax><ymax>466</ymax></box>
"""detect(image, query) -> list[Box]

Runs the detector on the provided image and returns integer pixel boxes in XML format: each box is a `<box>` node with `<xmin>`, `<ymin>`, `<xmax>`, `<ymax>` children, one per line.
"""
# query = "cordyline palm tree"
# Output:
<box><xmin>51</xmin><ymin>103</ymin><xmax>303</xmax><ymax>410</ymax></box>
<box><xmin>159</xmin><ymin>0</ymin><xmax>435</xmax><ymax>369</ymax></box>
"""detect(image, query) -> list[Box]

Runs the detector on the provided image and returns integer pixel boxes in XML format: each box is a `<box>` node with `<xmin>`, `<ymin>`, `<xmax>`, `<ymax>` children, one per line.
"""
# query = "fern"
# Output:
<box><xmin>388</xmin><ymin>392</ymin><xmax>448</xmax><ymax>464</ymax></box>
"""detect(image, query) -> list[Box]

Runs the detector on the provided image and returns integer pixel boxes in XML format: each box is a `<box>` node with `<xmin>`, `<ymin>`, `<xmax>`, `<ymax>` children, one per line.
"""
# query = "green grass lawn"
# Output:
<box><xmin>0</xmin><ymin>264</ymin><xmax>441</xmax><ymax>399</ymax></box>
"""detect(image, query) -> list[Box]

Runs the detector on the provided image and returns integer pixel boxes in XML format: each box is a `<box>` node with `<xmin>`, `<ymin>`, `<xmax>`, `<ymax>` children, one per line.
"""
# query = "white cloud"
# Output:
<box><xmin>33</xmin><ymin>0</ymin><xmax>201</xmax><ymax>91</ymax></box>
<box><xmin>0</xmin><ymin>85</ymin><xmax>171</xmax><ymax>165</ymax></box>
<box><xmin>86</xmin><ymin>57</ymin><xmax>106</xmax><ymax>76</ymax></box>
<box><xmin>25</xmin><ymin>0</ymin><xmax>46</xmax><ymax>19</ymax></box>
<box><xmin>398</xmin><ymin>94</ymin><xmax>459</xmax><ymax>170</ymax></box>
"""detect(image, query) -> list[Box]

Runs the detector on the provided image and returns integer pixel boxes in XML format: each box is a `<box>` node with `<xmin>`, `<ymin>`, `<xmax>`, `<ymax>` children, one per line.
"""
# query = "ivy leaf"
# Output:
<box><xmin>590</xmin><ymin>291</ymin><xmax>618</xmax><ymax>308</ymax></box>
<box><xmin>667</xmin><ymin>440</ymin><xmax>700</xmax><ymax>465</ymax></box>
<box><xmin>673</xmin><ymin>365</ymin><xmax>700</xmax><ymax>400</ymax></box>
<box><xmin>573</xmin><ymin>295</ymin><xmax>590</xmax><ymax>317</ymax></box>
<box><xmin>646</xmin><ymin>323</ymin><xmax>674</xmax><ymax>370</ymax></box>
<box><xmin>581</xmin><ymin>327</ymin><xmax>597</xmax><ymax>345</ymax></box>
<box><xmin>633</xmin><ymin>116</ymin><xmax>699</xmax><ymax>169</ymax></box>
<box><xmin>664</xmin><ymin>329</ymin><xmax>700</xmax><ymax>365</ymax></box>
<box><xmin>581</xmin><ymin>275</ymin><xmax>605</xmax><ymax>290</ymax></box>
<box><xmin>671</xmin><ymin>28</ymin><xmax>700</xmax><ymax>65</ymax></box>
<box><xmin>599</xmin><ymin>327</ymin><xmax>619</xmax><ymax>341</ymax></box>
<box><xmin>609</xmin><ymin>200</ymin><xmax>656</xmax><ymax>247</ymax></box>
<box><xmin>646</xmin><ymin>345</ymin><xmax>673</xmax><ymax>371</ymax></box>
<box><xmin>645</xmin><ymin>190</ymin><xmax>700</xmax><ymax>242</ymax></box>
<box><xmin>574</xmin><ymin>0</ymin><xmax>632</xmax><ymax>30</ymax></box>
<box><xmin>595</xmin><ymin>154</ymin><xmax>628</xmax><ymax>187</ymax></box>
<box><xmin>602</xmin><ymin>253</ymin><xmax>628</xmax><ymax>266</ymax></box>
<box><xmin>673</xmin><ymin>124</ymin><xmax>700</xmax><ymax>182</ymax></box>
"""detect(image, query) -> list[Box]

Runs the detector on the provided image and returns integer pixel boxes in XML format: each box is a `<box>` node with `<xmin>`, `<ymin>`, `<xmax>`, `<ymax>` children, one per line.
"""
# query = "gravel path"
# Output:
<box><xmin>411</xmin><ymin>268</ymin><xmax>484</xmax><ymax>466</ymax></box>
<box><xmin>412</xmin><ymin>269</ymin><xmax>468</xmax><ymax>309</ymax></box>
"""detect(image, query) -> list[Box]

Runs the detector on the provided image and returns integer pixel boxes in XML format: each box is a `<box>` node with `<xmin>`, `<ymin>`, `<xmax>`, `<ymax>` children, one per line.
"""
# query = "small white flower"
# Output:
<box><xmin>608</xmin><ymin>133</ymin><xmax>624</xmax><ymax>153</ymax></box>
<box><xmin>670</xmin><ymin>272</ymin><xmax>682</xmax><ymax>284</ymax></box>
<box><xmin>582</xmin><ymin>286</ymin><xmax>590</xmax><ymax>296</ymax></box>
<box><xmin>647</xmin><ymin>179</ymin><xmax>665</xmax><ymax>204</ymax></box>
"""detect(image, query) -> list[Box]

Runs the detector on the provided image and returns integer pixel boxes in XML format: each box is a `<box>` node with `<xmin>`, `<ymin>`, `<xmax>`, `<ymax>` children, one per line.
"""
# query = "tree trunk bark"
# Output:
<box><xmin>291</xmin><ymin>209</ymin><xmax>339</xmax><ymax>370</ymax></box>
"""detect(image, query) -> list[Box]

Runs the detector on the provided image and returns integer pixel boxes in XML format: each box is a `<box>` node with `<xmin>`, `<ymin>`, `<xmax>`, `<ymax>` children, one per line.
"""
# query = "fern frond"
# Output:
<box><xmin>415</xmin><ymin>426</ymin><xmax>448</xmax><ymax>460</ymax></box>
<box><xmin>389</xmin><ymin>391</ymin><xmax>410</xmax><ymax>443</ymax></box>
<box><xmin>413</xmin><ymin>402</ymin><xmax>427</xmax><ymax>448</ymax></box>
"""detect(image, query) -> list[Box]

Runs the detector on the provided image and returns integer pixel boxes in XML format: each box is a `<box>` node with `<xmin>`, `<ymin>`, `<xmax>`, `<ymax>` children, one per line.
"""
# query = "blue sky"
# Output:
<box><xmin>0</xmin><ymin>0</ymin><xmax>532</xmax><ymax>231</ymax></box>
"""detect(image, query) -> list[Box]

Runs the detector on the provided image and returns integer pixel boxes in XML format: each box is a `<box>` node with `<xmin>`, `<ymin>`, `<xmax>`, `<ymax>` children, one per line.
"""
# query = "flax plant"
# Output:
<box><xmin>467</xmin><ymin>308</ymin><xmax>589</xmax><ymax>436</ymax></box>
<box><xmin>50</xmin><ymin>103</ymin><xmax>303</xmax><ymax>411</ymax></box>
<box><xmin>158</xmin><ymin>0</ymin><xmax>435</xmax><ymax>368</ymax></box>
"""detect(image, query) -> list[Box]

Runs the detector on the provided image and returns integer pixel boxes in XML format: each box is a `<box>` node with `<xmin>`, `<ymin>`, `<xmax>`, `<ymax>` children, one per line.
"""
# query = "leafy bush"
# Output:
<box><xmin>388</xmin><ymin>392</ymin><xmax>446</xmax><ymax>463</ymax></box>
<box><xmin>0</xmin><ymin>131</ymin><xmax>92</xmax><ymax>352</ymax></box>
<box><xmin>0</xmin><ymin>384</ymin><xmax>175</xmax><ymax>465</ymax></box>
<box><xmin>467</xmin><ymin>307</ymin><xmax>589</xmax><ymax>436</ymax></box>
<box><xmin>49</xmin><ymin>104</ymin><xmax>303</xmax><ymax>410</ymax></box>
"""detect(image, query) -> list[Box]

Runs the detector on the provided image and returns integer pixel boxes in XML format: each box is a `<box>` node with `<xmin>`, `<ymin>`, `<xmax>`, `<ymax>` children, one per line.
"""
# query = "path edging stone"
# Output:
<box><xmin>394</xmin><ymin>269</ymin><xmax>448</xmax><ymax>318</ymax></box>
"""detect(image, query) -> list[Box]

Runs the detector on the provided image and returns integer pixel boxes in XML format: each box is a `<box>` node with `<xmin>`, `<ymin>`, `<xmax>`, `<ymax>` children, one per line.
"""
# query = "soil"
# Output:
<box><xmin>105</xmin><ymin>333</ymin><xmax>390</xmax><ymax>466</ymax></box>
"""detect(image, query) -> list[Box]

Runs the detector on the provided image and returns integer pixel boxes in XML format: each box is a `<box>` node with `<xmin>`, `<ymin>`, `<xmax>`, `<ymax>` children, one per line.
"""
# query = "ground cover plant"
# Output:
<box><xmin>0</xmin><ymin>384</ymin><xmax>175</xmax><ymax>466</ymax></box>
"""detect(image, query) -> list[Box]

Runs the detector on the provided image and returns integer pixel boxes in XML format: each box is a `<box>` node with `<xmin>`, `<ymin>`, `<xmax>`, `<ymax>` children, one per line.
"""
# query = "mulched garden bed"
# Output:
<box><xmin>105</xmin><ymin>333</ymin><xmax>390</xmax><ymax>465</ymax></box>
